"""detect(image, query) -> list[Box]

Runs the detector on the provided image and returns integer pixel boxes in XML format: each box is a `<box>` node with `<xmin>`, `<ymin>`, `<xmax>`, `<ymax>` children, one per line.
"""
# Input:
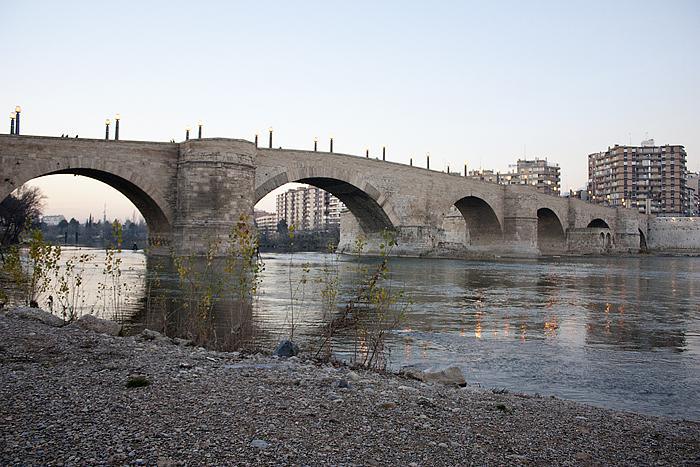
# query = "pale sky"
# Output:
<box><xmin>2</xmin><ymin>0</ymin><xmax>699</xmax><ymax>221</ymax></box>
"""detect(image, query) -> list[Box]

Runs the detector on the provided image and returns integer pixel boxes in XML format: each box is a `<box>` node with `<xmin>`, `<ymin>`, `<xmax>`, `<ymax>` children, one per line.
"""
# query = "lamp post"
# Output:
<box><xmin>254</xmin><ymin>133</ymin><xmax>258</xmax><ymax>147</ymax></box>
<box><xmin>382</xmin><ymin>146</ymin><xmax>386</xmax><ymax>161</ymax></box>
<box><xmin>426</xmin><ymin>153</ymin><xmax>430</xmax><ymax>170</ymax></box>
<box><xmin>185</xmin><ymin>127</ymin><xmax>190</xmax><ymax>141</ymax></box>
<box><xmin>365</xmin><ymin>148</ymin><xmax>369</xmax><ymax>158</ymax></box>
<box><xmin>447</xmin><ymin>165</ymin><xmax>450</xmax><ymax>174</ymax></box>
<box><xmin>9</xmin><ymin>113</ymin><xmax>15</xmax><ymax>135</ymax></box>
<box><xmin>314</xmin><ymin>137</ymin><xmax>317</xmax><ymax>152</ymax></box>
<box><xmin>409</xmin><ymin>157</ymin><xmax>412</xmax><ymax>166</ymax></box>
<box><xmin>464</xmin><ymin>163</ymin><xmax>468</xmax><ymax>176</ymax></box>
<box><xmin>105</xmin><ymin>119</ymin><xmax>110</xmax><ymax>140</ymax></box>
<box><xmin>268</xmin><ymin>127</ymin><xmax>273</xmax><ymax>148</ymax></box>
<box><xmin>198</xmin><ymin>121</ymin><xmax>203</xmax><ymax>139</ymax></box>
<box><xmin>329</xmin><ymin>137</ymin><xmax>334</xmax><ymax>153</ymax></box>
<box><xmin>14</xmin><ymin>106</ymin><xmax>21</xmax><ymax>135</ymax></box>
<box><xmin>114</xmin><ymin>114</ymin><xmax>120</xmax><ymax>140</ymax></box>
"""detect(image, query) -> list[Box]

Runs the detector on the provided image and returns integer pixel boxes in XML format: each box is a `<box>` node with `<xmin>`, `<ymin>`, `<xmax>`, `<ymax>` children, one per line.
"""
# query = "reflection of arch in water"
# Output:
<box><xmin>588</xmin><ymin>218</ymin><xmax>610</xmax><ymax>229</ymax></box>
<box><xmin>453</xmin><ymin>196</ymin><xmax>502</xmax><ymax>246</ymax></box>
<box><xmin>537</xmin><ymin>208</ymin><xmax>566</xmax><ymax>254</ymax></box>
<box><xmin>135</xmin><ymin>255</ymin><xmax>259</xmax><ymax>350</ymax></box>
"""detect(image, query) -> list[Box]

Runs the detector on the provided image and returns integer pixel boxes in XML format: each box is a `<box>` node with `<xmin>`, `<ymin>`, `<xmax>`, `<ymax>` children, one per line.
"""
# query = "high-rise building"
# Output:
<box><xmin>276</xmin><ymin>186</ymin><xmax>346</xmax><ymax>231</ymax></box>
<box><xmin>254</xmin><ymin>210</ymin><xmax>278</xmax><ymax>232</ymax></box>
<box><xmin>514</xmin><ymin>159</ymin><xmax>561</xmax><ymax>195</ymax></box>
<box><xmin>587</xmin><ymin>142</ymin><xmax>689</xmax><ymax>215</ymax></box>
<box><xmin>686</xmin><ymin>172</ymin><xmax>699</xmax><ymax>216</ymax></box>
<box><xmin>466</xmin><ymin>158</ymin><xmax>561</xmax><ymax>195</ymax></box>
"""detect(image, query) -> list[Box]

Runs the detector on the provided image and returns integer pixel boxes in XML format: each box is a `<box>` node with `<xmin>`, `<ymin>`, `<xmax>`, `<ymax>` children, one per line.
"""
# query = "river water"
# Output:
<box><xmin>4</xmin><ymin>248</ymin><xmax>699</xmax><ymax>421</ymax></box>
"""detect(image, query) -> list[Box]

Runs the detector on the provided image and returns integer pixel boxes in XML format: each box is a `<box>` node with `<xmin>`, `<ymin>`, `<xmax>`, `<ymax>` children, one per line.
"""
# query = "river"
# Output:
<box><xmin>3</xmin><ymin>247</ymin><xmax>699</xmax><ymax>421</ymax></box>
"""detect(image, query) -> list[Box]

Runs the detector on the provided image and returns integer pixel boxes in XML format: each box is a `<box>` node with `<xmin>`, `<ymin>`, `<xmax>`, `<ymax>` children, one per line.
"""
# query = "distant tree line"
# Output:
<box><xmin>0</xmin><ymin>186</ymin><xmax>148</xmax><ymax>251</ymax></box>
<box><xmin>258</xmin><ymin>219</ymin><xmax>340</xmax><ymax>252</ymax></box>
<box><xmin>39</xmin><ymin>215</ymin><xmax>148</xmax><ymax>249</ymax></box>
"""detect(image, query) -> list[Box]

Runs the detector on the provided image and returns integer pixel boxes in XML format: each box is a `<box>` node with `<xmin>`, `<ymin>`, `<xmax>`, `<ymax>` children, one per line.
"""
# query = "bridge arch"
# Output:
<box><xmin>2</xmin><ymin>162</ymin><xmax>172</xmax><ymax>241</ymax></box>
<box><xmin>587</xmin><ymin>218</ymin><xmax>610</xmax><ymax>229</ymax></box>
<box><xmin>537</xmin><ymin>208</ymin><xmax>566</xmax><ymax>254</ymax></box>
<box><xmin>453</xmin><ymin>196</ymin><xmax>502</xmax><ymax>246</ymax></box>
<box><xmin>255</xmin><ymin>167</ymin><xmax>397</xmax><ymax>233</ymax></box>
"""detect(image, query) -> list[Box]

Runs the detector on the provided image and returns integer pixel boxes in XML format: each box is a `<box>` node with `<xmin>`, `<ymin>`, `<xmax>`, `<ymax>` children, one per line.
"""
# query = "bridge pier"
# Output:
<box><xmin>501</xmin><ymin>187</ymin><xmax>538</xmax><ymax>257</ymax></box>
<box><xmin>614</xmin><ymin>207</ymin><xmax>642</xmax><ymax>253</ymax></box>
<box><xmin>172</xmin><ymin>139</ymin><xmax>256</xmax><ymax>256</ymax></box>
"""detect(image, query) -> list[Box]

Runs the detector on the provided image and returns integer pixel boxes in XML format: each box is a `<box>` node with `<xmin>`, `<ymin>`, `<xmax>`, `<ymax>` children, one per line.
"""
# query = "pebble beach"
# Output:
<box><xmin>1</xmin><ymin>310</ymin><xmax>698</xmax><ymax>466</ymax></box>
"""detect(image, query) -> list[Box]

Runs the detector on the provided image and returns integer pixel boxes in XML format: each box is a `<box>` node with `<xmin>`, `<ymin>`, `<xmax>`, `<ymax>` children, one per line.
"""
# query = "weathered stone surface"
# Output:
<box><xmin>401</xmin><ymin>365</ymin><xmax>467</xmax><ymax>387</ymax></box>
<box><xmin>68</xmin><ymin>314</ymin><xmax>121</xmax><ymax>336</ymax></box>
<box><xmin>4</xmin><ymin>306</ymin><xmax>65</xmax><ymax>327</ymax></box>
<box><xmin>648</xmin><ymin>217</ymin><xmax>700</xmax><ymax>252</ymax></box>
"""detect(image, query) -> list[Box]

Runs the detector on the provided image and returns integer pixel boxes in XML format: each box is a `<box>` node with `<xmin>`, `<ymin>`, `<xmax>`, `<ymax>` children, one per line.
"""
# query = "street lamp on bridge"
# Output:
<box><xmin>268</xmin><ymin>127</ymin><xmax>273</xmax><ymax>148</ymax></box>
<box><xmin>426</xmin><ymin>152</ymin><xmax>430</xmax><ymax>170</ymax></box>
<box><xmin>14</xmin><ymin>106</ymin><xmax>21</xmax><ymax>135</ymax></box>
<box><xmin>115</xmin><ymin>114</ymin><xmax>120</xmax><ymax>140</ymax></box>
<box><xmin>9</xmin><ymin>113</ymin><xmax>15</xmax><ymax>135</ymax></box>
<box><xmin>185</xmin><ymin>127</ymin><xmax>191</xmax><ymax>141</ymax></box>
<box><xmin>314</xmin><ymin>137</ymin><xmax>317</xmax><ymax>151</ymax></box>
<box><xmin>105</xmin><ymin>119</ymin><xmax>110</xmax><ymax>140</ymax></box>
<box><xmin>198</xmin><ymin>121</ymin><xmax>203</xmax><ymax>139</ymax></box>
<box><xmin>329</xmin><ymin>136</ymin><xmax>333</xmax><ymax>153</ymax></box>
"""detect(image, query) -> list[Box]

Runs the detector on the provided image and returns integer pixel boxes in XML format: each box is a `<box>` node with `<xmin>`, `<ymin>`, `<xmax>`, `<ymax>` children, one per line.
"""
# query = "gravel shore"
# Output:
<box><xmin>1</xmin><ymin>312</ymin><xmax>699</xmax><ymax>466</ymax></box>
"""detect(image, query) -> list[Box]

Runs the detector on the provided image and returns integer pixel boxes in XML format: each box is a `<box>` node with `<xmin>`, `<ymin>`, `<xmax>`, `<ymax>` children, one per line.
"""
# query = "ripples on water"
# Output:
<box><xmin>4</xmin><ymin>248</ymin><xmax>698</xmax><ymax>420</ymax></box>
<box><xmin>255</xmin><ymin>253</ymin><xmax>700</xmax><ymax>421</ymax></box>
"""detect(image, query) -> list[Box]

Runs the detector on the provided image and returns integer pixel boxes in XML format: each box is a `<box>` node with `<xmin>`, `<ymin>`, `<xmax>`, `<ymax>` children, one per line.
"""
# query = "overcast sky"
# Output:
<box><xmin>2</xmin><ymin>0</ymin><xmax>699</xmax><ymax>220</ymax></box>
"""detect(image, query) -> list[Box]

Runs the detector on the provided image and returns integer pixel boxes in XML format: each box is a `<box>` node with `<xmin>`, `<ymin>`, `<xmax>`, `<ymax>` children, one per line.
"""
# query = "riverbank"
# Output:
<box><xmin>1</xmin><ymin>311</ymin><xmax>698</xmax><ymax>466</ymax></box>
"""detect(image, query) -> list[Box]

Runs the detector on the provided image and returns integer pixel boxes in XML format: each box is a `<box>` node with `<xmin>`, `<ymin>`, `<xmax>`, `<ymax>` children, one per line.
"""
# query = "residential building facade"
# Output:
<box><xmin>276</xmin><ymin>186</ymin><xmax>346</xmax><ymax>231</ymax></box>
<box><xmin>40</xmin><ymin>214</ymin><xmax>66</xmax><ymax>226</ymax></box>
<box><xmin>466</xmin><ymin>158</ymin><xmax>561</xmax><ymax>195</ymax></box>
<box><xmin>687</xmin><ymin>172</ymin><xmax>699</xmax><ymax>216</ymax></box>
<box><xmin>254</xmin><ymin>211</ymin><xmax>278</xmax><ymax>232</ymax></box>
<box><xmin>587</xmin><ymin>141</ymin><xmax>689</xmax><ymax>215</ymax></box>
<box><xmin>513</xmin><ymin>159</ymin><xmax>561</xmax><ymax>195</ymax></box>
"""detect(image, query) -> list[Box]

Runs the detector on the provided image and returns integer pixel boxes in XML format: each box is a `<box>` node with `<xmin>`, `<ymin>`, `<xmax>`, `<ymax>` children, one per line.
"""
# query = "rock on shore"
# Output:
<box><xmin>1</xmin><ymin>311</ymin><xmax>699</xmax><ymax>465</ymax></box>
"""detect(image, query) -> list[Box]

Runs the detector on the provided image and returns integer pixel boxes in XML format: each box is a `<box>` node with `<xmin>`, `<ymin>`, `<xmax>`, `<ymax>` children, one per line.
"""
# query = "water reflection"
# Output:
<box><xmin>132</xmin><ymin>255</ymin><xmax>263</xmax><ymax>350</ymax></box>
<box><xmin>2</xmin><ymin>248</ymin><xmax>698</xmax><ymax>419</ymax></box>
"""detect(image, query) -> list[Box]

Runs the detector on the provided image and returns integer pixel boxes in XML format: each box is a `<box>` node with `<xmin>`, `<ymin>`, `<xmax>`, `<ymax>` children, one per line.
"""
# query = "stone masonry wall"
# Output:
<box><xmin>647</xmin><ymin>217</ymin><xmax>700</xmax><ymax>252</ymax></box>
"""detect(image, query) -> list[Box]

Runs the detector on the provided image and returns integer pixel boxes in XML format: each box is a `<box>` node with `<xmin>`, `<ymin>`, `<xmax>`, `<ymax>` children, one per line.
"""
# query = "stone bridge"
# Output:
<box><xmin>0</xmin><ymin>135</ymin><xmax>648</xmax><ymax>257</ymax></box>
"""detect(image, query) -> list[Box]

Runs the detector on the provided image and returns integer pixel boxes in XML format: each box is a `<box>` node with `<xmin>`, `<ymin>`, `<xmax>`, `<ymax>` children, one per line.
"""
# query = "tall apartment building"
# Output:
<box><xmin>276</xmin><ymin>186</ymin><xmax>346</xmax><ymax>231</ymax></box>
<box><xmin>254</xmin><ymin>210</ymin><xmax>278</xmax><ymax>232</ymax></box>
<box><xmin>514</xmin><ymin>159</ymin><xmax>561</xmax><ymax>195</ymax></box>
<box><xmin>687</xmin><ymin>172</ymin><xmax>699</xmax><ymax>216</ymax></box>
<box><xmin>587</xmin><ymin>141</ymin><xmax>689</xmax><ymax>215</ymax></box>
<box><xmin>466</xmin><ymin>158</ymin><xmax>561</xmax><ymax>195</ymax></box>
